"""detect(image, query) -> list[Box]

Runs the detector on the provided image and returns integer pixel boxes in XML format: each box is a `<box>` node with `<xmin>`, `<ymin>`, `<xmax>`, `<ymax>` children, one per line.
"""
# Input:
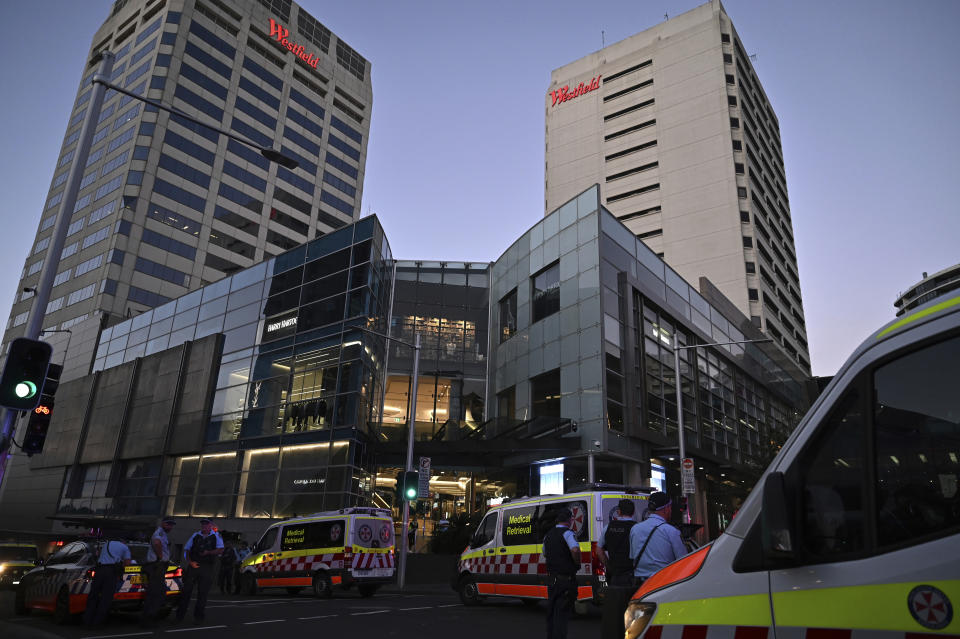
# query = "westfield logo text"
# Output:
<box><xmin>549</xmin><ymin>76</ymin><xmax>602</xmax><ymax>107</ymax></box>
<box><xmin>269</xmin><ymin>19</ymin><xmax>320</xmax><ymax>69</ymax></box>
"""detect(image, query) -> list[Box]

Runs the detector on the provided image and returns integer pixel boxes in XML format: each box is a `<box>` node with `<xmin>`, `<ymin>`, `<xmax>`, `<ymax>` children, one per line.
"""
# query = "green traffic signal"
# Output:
<box><xmin>15</xmin><ymin>381</ymin><xmax>37</xmax><ymax>399</ymax></box>
<box><xmin>404</xmin><ymin>483</ymin><xmax>418</xmax><ymax>500</ymax></box>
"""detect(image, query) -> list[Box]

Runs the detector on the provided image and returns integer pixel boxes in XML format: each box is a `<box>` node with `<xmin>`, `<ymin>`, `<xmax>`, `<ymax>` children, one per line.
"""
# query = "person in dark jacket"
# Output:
<box><xmin>176</xmin><ymin>519</ymin><xmax>223</xmax><ymax>624</ymax></box>
<box><xmin>543</xmin><ymin>507</ymin><xmax>580</xmax><ymax>639</ymax></box>
<box><xmin>599</xmin><ymin>499</ymin><xmax>638</xmax><ymax>639</ymax></box>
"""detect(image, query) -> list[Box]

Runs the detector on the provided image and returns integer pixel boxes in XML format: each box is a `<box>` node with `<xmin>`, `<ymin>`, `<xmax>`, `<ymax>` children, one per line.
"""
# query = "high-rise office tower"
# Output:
<box><xmin>545</xmin><ymin>0</ymin><xmax>809</xmax><ymax>372</ymax></box>
<box><xmin>4</xmin><ymin>0</ymin><xmax>371</xmax><ymax>351</ymax></box>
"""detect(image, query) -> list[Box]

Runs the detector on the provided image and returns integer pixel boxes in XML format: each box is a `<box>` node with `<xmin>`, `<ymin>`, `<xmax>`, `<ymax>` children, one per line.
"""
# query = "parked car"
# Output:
<box><xmin>15</xmin><ymin>539</ymin><xmax>182</xmax><ymax>624</ymax></box>
<box><xmin>0</xmin><ymin>542</ymin><xmax>40</xmax><ymax>590</ymax></box>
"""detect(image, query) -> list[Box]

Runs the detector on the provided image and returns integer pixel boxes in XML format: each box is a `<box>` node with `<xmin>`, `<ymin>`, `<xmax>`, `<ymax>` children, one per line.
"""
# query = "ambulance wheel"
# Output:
<box><xmin>53</xmin><ymin>588</ymin><xmax>75</xmax><ymax>625</ymax></box>
<box><xmin>14</xmin><ymin>586</ymin><xmax>30</xmax><ymax>615</ymax></box>
<box><xmin>458</xmin><ymin>575</ymin><xmax>483</xmax><ymax>606</ymax></box>
<box><xmin>286</xmin><ymin>587</ymin><xmax>303</xmax><ymax>595</ymax></box>
<box><xmin>312</xmin><ymin>572</ymin><xmax>333</xmax><ymax>599</ymax></box>
<box><xmin>358</xmin><ymin>584</ymin><xmax>378</xmax><ymax>598</ymax></box>
<box><xmin>240</xmin><ymin>573</ymin><xmax>258</xmax><ymax>596</ymax></box>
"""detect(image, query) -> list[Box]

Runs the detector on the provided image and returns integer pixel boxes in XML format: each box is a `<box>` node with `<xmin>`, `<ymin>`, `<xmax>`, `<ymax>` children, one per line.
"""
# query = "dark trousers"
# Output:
<box><xmin>83</xmin><ymin>563</ymin><xmax>120</xmax><ymax>626</ymax></box>
<box><xmin>601</xmin><ymin>573</ymin><xmax>637</xmax><ymax>639</ymax></box>
<box><xmin>141</xmin><ymin>562</ymin><xmax>168</xmax><ymax>621</ymax></box>
<box><xmin>176</xmin><ymin>563</ymin><xmax>214</xmax><ymax>622</ymax></box>
<box><xmin>546</xmin><ymin>574</ymin><xmax>576</xmax><ymax>639</ymax></box>
<box><xmin>217</xmin><ymin>563</ymin><xmax>235</xmax><ymax>593</ymax></box>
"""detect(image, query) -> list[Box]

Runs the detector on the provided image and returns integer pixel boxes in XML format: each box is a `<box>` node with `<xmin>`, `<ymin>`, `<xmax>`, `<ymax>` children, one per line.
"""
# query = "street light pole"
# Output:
<box><xmin>345</xmin><ymin>324</ymin><xmax>420</xmax><ymax>589</ymax></box>
<box><xmin>672</xmin><ymin>335</ymin><xmax>772</xmax><ymax>525</ymax></box>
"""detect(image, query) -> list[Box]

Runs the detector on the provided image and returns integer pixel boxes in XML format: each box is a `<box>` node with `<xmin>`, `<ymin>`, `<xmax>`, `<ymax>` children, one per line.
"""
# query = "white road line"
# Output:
<box><xmin>297</xmin><ymin>614</ymin><xmax>338</xmax><ymax>620</ymax></box>
<box><xmin>398</xmin><ymin>606</ymin><xmax>433</xmax><ymax>611</ymax></box>
<box><xmin>165</xmin><ymin>625</ymin><xmax>227</xmax><ymax>633</ymax></box>
<box><xmin>350</xmin><ymin>609</ymin><xmax>390</xmax><ymax>616</ymax></box>
<box><xmin>243</xmin><ymin>619</ymin><xmax>285</xmax><ymax>625</ymax></box>
<box><xmin>437</xmin><ymin>604</ymin><xmax>461</xmax><ymax>608</ymax></box>
<box><xmin>84</xmin><ymin>633</ymin><xmax>154</xmax><ymax>639</ymax></box>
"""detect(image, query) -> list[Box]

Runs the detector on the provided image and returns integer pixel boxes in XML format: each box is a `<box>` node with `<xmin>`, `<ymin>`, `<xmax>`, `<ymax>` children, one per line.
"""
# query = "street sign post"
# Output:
<box><xmin>681</xmin><ymin>457</ymin><xmax>696</xmax><ymax>494</ymax></box>
<box><xmin>418</xmin><ymin>456</ymin><xmax>431</xmax><ymax>498</ymax></box>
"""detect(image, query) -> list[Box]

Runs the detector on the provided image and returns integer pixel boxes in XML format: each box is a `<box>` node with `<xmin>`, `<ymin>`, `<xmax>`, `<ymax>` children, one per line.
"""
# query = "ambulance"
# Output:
<box><xmin>455</xmin><ymin>486</ymin><xmax>652</xmax><ymax>608</ymax></box>
<box><xmin>624</xmin><ymin>292</ymin><xmax>960</xmax><ymax>638</ymax></box>
<box><xmin>239</xmin><ymin>507</ymin><xmax>395</xmax><ymax>598</ymax></box>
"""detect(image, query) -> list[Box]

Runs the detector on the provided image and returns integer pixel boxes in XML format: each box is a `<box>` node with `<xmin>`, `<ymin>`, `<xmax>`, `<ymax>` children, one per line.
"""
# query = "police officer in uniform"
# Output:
<box><xmin>141</xmin><ymin>517</ymin><xmax>175</xmax><ymax>626</ymax></box>
<box><xmin>629</xmin><ymin>492</ymin><xmax>687</xmax><ymax>584</ymax></box>
<box><xmin>176</xmin><ymin>518</ymin><xmax>223</xmax><ymax>624</ymax></box>
<box><xmin>83</xmin><ymin>537</ymin><xmax>132</xmax><ymax>626</ymax></box>
<box><xmin>599</xmin><ymin>499</ymin><xmax>638</xmax><ymax>639</ymax></box>
<box><xmin>543</xmin><ymin>507</ymin><xmax>580</xmax><ymax>639</ymax></box>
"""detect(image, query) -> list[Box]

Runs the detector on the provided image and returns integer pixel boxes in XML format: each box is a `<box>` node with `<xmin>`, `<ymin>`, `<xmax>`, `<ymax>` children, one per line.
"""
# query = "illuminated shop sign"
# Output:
<box><xmin>549</xmin><ymin>76</ymin><xmax>602</xmax><ymax>107</ymax></box>
<box><xmin>262</xmin><ymin>310</ymin><xmax>298</xmax><ymax>340</ymax></box>
<box><xmin>268</xmin><ymin>18</ymin><xmax>320</xmax><ymax>69</ymax></box>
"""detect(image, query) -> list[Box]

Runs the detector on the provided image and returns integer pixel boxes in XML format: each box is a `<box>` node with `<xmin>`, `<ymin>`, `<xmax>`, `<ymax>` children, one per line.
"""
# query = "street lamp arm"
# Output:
<box><xmin>675</xmin><ymin>338</ymin><xmax>773</xmax><ymax>350</ymax></box>
<box><xmin>346</xmin><ymin>323</ymin><xmax>419</xmax><ymax>351</ymax></box>
<box><xmin>90</xmin><ymin>76</ymin><xmax>299</xmax><ymax>170</ymax></box>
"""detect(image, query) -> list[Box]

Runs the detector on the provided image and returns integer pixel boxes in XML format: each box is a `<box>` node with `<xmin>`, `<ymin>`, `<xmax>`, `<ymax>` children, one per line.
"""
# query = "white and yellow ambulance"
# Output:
<box><xmin>625</xmin><ymin>293</ymin><xmax>960</xmax><ymax>638</ymax></box>
<box><xmin>239</xmin><ymin>507</ymin><xmax>395</xmax><ymax>598</ymax></box>
<box><xmin>455</xmin><ymin>486</ymin><xmax>651</xmax><ymax>608</ymax></box>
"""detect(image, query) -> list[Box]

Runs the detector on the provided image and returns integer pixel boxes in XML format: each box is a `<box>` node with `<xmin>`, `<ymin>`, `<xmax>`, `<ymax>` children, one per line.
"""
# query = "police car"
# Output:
<box><xmin>455</xmin><ymin>486</ymin><xmax>652</xmax><ymax>609</ymax></box>
<box><xmin>239</xmin><ymin>507</ymin><xmax>396</xmax><ymax>598</ymax></box>
<box><xmin>624</xmin><ymin>292</ymin><xmax>960</xmax><ymax>638</ymax></box>
<box><xmin>15</xmin><ymin>540</ymin><xmax>182</xmax><ymax>624</ymax></box>
<box><xmin>0</xmin><ymin>543</ymin><xmax>39</xmax><ymax>590</ymax></box>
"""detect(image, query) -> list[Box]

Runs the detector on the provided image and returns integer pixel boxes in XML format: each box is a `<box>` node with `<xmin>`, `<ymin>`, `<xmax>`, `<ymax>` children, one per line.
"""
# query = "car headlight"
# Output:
<box><xmin>624</xmin><ymin>601</ymin><xmax>657</xmax><ymax>639</ymax></box>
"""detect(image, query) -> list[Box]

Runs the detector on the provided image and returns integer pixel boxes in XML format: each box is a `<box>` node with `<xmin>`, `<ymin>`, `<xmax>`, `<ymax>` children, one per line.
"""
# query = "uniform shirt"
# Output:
<box><xmin>557</xmin><ymin>524</ymin><xmax>578</xmax><ymax>550</ymax></box>
<box><xmin>183</xmin><ymin>531</ymin><xmax>224</xmax><ymax>563</ymax></box>
<box><xmin>629</xmin><ymin>513</ymin><xmax>687</xmax><ymax>578</ymax></box>
<box><xmin>97</xmin><ymin>540</ymin><xmax>131</xmax><ymax>565</ymax></box>
<box><xmin>146</xmin><ymin>526</ymin><xmax>170</xmax><ymax>563</ymax></box>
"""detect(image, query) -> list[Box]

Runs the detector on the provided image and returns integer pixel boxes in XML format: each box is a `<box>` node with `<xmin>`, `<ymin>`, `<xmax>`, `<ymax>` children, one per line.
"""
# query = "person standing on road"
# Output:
<box><xmin>141</xmin><ymin>517</ymin><xmax>176</xmax><ymax>626</ymax></box>
<box><xmin>83</xmin><ymin>537</ymin><xmax>132</xmax><ymax>626</ymax></box>
<box><xmin>218</xmin><ymin>539</ymin><xmax>238</xmax><ymax>594</ymax></box>
<box><xmin>543</xmin><ymin>507</ymin><xmax>580</xmax><ymax>639</ymax></box>
<box><xmin>599</xmin><ymin>499</ymin><xmax>638</xmax><ymax>639</ymax></box>
<box><xmin>407</xmin><ymin>516</ymin><xmax>418</xmax><ymax>552</ymax></box>
<box><xmin>176</xmin><ymin>518</ymin><xmax>223</xmax><ymax>624</ymax></box>
<box><xmin>629</xmin><ymin>492</ymin><xmax>687</xmax><ymax>585</ymax></box>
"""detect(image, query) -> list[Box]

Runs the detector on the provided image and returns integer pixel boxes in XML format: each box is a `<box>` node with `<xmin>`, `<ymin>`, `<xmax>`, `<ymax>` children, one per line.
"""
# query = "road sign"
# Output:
<box><xmin>681</xmin><ymin>457</ymin><xmax>696</xmax><ymax>494</ymax></box>
<box><xmin>418</xmin><ymin>456</ymin><xmax>431</xmax><ymax>498</ymax></box>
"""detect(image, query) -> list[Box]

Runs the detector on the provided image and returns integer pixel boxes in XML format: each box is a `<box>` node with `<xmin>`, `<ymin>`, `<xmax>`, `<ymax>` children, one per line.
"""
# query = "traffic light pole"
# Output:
<box><xmin>0</xmin><ymin>52</ymin><xmax>115</xmax><ymax>480</ymax></box>
<box><xmin>398</xmin><ymin>332</ymin><xmax>420</xmax><ymax>589</ymax></box>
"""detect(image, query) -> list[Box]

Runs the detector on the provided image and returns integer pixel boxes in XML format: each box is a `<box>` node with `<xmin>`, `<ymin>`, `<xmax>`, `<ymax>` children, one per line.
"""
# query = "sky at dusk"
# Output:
<box><xmin>0</xmin><ymin>0</ymin><xmax>957</xmax><ymax>377</ymax></box>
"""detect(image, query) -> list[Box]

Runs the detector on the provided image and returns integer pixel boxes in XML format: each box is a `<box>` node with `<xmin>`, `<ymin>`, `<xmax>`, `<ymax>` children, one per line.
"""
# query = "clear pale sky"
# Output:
<box><xmin>1</xmin><ymin>0</ymin><xmax>957</xmax><ymax>377</ymax></box>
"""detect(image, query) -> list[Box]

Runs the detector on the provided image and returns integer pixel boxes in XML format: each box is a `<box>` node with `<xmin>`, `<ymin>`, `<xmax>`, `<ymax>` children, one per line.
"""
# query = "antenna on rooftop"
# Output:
<box><xmin>664</xmin><ymin>12</ymin><xmax>669</xmax><ymax>20</ymax></box>
<box><xmin>601</xmin><ymin>30</ymin><xmax>605</xmax><ymax>47</ymax></box>
<box><xmin>750</xmin><ymin>52</ymin><xmax>758</xmax><ymax>62</ymax></box>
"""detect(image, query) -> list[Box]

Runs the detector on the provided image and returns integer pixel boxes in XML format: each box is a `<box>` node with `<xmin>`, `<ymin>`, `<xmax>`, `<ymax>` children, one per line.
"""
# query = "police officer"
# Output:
<box><xmin>176</xmin><ymin>518</ymin><xmax>223</xmax><ymax>624</ymax></box>
<box><xmin>599</xmin><ymin>499</ymin><xmax>637</xmax><ymax>639</ymax></box>
<box><xmin>141</xmin><ymin>517</ymin><xmax>175</xmax><ymax>626</ymax></box>
<box><xmin>543</xmin><ymin>507</ymin><xmax>580</xmax><ymax>639</ymax></box>
<box><xmin>629</xmin><ymin>492</ymin><xmax>687</xmax><ymax>584</ymax></box>
<box><xmin>83</xmin><ymin>536</ymin><xmax>132</xmax><ymax>626</ymax></box>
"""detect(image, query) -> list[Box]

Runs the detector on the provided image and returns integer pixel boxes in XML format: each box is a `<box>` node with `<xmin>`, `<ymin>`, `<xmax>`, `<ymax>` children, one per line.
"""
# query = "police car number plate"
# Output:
<box><xmin>352</xmin><ymin>568</ymin><xmax>391</xmax><ymax>578</ymax></box>
<box><xmin>130</xmin><ymin>575</ymin><xmax>143</xmax><ymax>585</ymax></box>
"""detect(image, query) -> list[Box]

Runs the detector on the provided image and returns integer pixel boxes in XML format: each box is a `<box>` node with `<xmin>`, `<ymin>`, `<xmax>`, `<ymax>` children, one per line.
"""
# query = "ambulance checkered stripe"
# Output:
<box><xmin>458</xmin><ymin>552</ymin><xmax>591</xmax><ymax>576</ymax></box>
<box><xmin>68</xmin><ymin>573</ymin><xmax>182</xmax><ymax>595</ymax></box>
<box><xmin>644</xmin><ymin>626</ymin><xmax>944</xmax><ymax>638</ymax></box>
<box><xmin>353</xmin><ymin>551</ymin><xmax>395</xmax><ymax>570</ymax></box>
<box><xmin>256</xmin><ymin>553</ymin><xmax>345</xmax><ymax>573</ymax></box>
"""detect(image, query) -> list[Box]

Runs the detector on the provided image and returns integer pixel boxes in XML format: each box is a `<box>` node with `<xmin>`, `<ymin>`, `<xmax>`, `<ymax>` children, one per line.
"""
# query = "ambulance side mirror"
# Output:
<box><xmin>761</xmin><ymin>471</ymin><xmax>796</xmax><ymax>561</ymax></box>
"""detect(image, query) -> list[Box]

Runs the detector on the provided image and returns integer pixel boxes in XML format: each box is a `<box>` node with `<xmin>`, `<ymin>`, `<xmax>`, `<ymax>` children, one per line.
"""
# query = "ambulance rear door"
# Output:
<box><xmin>762</xmin><ymin>329</ymin><xmax>960</xmax><ymax>636</ymax></box>
<box><xmin>351</xmin><ymin>517</ymin><xmax>394</xmax><ymax>578</ymax></box>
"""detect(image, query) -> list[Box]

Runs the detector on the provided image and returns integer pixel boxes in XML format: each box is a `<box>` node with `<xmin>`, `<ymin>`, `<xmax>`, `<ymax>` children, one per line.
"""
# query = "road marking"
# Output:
<box><xmin>165</xmin><ymin>626</ymin><xmax>227</xmax><ymax>633</ymax></box>
<box><xmin>437</xmin><ymin>604</ymin><xmax>460</xmax><ymax>608</ymax></box>
<box><xmin>351</xmin><ymin>609</ymin><xmax>390</xmax><ymax>616</ymax></box>
<box><xmin>399</xmin><ymin>606</ymin><xmax>433</xmax><ymax>611</ymax></box>
<box><xmin>84</xmin><ymin>633</ymin><xmax>154</xmax><ymax>639</ymax></box>
<box><xmin>298</xmin><ymin>614</ymin><xmax>338</xmax><ymax>620</ymax></box>
<box><xmin>243</xmin><ymin>619</ymin><xmax>285</xmax><ymax>625</ymax></box>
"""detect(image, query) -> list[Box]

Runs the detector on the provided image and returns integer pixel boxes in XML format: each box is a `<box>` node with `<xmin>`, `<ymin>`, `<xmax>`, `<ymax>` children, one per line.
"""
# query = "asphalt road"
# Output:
<box><xmin>1</xmin><ymin>587</ymin><xmax>603</xmax><ymax>639</ymax></box>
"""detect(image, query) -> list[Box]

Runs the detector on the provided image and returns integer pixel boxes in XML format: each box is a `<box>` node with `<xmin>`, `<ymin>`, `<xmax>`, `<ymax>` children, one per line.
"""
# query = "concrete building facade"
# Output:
<box><xmin>545</xmin><ymin>0</ymin><xmax>810</xmax><ymax>373</ymax></box>
<box><xmin>4</xmin><ymin>0</ymin><xmax>371</xmax><ymax>354</ymax></box>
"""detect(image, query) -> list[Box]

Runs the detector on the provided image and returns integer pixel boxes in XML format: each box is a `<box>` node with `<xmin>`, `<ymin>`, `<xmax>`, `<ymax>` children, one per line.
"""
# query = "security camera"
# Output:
<box><xmin>593</xmin><ymin>440</ymin><xmax>601</xmax><ymax>448</ymax></box>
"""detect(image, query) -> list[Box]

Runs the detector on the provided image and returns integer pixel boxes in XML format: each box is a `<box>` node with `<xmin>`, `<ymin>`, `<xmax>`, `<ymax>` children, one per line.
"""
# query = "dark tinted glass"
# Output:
<box><xmin>532</xmin><ymin>262</ymin><xmax>560</xmax><ymax>322</ymax></box>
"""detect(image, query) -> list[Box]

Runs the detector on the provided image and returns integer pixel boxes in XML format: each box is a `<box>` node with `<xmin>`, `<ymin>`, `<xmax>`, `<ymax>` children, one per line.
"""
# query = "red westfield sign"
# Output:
<box><xmin>269</xmin><ymin>19</ymin><xmax>320</xmax><ymax>69</ymax></box>
<box><xmin>549</xmin><ymin>75</ymin><xmax>602</xmax><ymax>107</ymax></box>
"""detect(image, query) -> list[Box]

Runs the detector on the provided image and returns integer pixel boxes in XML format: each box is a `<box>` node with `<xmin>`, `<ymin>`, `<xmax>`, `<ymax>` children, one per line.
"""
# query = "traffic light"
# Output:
<box><xmin>0</xmin><ymin>338</ymin><xmax>53</xmax><ymax>411</ymax></box>
<box><xmin>22</xmin><ymin>363</ymin><xmax>61</xmax><ymax>456</ymax></box>
<box><xmin>400</xmin><ymin>470</ymin><xmax>419</xmax><ymax>502</ymax></box>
